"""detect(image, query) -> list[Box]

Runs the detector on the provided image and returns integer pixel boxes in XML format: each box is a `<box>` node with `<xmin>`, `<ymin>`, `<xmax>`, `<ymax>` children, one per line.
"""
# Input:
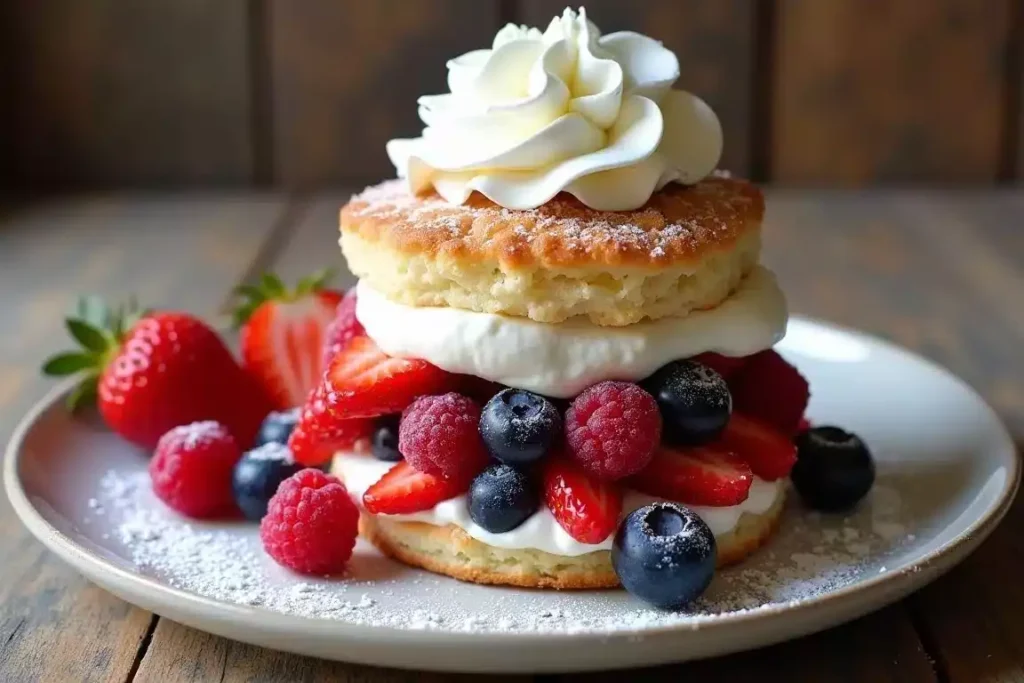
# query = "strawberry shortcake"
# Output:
<box><xmin>287</xmin><ymin>8</ymin><xmax>873</xmax><ymax>608</ymax></box>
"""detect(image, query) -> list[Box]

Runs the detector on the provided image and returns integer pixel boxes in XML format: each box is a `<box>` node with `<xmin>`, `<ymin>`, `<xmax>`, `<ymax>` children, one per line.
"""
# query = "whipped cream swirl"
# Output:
<box><xmin>387</xmin><ymin>7</ymin><xmax>723</xmax><ymax>211</ymax></box>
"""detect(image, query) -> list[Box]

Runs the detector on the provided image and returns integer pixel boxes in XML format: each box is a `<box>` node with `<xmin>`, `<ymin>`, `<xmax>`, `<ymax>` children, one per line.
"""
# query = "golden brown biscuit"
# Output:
<box><xmin>340</xmin><ymin>177</ymin><xmax>764</xmax><ymax>326</ymax></box>
<box><xmin>357</xmin><ymin>489</ymin><xmax>785</xmax><ymax>590</ymax></box>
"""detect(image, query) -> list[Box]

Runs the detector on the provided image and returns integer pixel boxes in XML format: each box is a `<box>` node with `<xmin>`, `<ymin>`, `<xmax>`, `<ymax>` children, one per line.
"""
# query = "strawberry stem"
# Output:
<box><xmin>229</xmin><ymin>269</ymin><xmax>337</xmax><ymax>328</ymax></box>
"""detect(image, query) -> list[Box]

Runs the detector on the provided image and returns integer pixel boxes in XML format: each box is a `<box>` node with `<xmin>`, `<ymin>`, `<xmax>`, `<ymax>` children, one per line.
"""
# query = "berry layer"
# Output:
<box><xmin>355</xmin><ymin>266</ymin><xmax>787</xmax><ymax>398</ymax></box>
<box><xmin>332</xmin><ymin>451</ymin><xmax>784</xmax><ymax>557</ymax></box>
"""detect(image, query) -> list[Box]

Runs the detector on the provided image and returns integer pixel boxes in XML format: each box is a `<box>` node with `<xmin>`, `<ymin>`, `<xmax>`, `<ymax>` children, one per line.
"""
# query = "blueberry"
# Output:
<box><xmin>467</xmin><ymin>463</ymin><xmax>539</xmax><ymax>533</ymax></box>
<box><xmin>642</xmin><ymin>360</ymin><xmax>731</xmax><ymax>445</ymax></box>
<box><xmin>479</xmin><ymin>388</ymin><xmax>562</xmax><ymax>467</ymax></box>
<box><xmin>253</xmin><ymin>408</ymin><xmax>300</xmax><ymax>448</ymax></box>
<box><xmin>791</xmin><ymin>426</ymin><xmax>875</xmax><ymax>511</ymax></box>
<box><xmin>612</xmin><ymin>503</ymin><xmax>717</xmax><ymax>609</ymax></box>
<box><xmin>232</xmin><ymin>442</ymin><xmax>303</xmax><ymax>520</ymax></box>
<box><xmin>372</xmin><ymin>415</ymin><xmax>403</xmax><ymax>462</ymax></box>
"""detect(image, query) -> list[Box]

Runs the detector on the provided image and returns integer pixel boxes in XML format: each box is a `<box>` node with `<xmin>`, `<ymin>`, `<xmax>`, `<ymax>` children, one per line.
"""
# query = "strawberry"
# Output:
<box><xmin>692</xmin><ymin>352</ymin><xmax>748</xmax><ymax>379</ymax></box>
<box><xmin>43</xmin><ymin>297</ymin><xmax>272</xmax><ymax>449</ymax></box>
<box><xmin>721</xmin><ymin>413</ymin><xmax>798</xmax><ymax>480</ymax></box>
<box><xmin>630</xmin><ymin>444</ymin><xmax>753</xmax><ymax>506</ymax></box>
<box><xmin>363</xmin><ymin>460</ymin><xmax>469</xmax><ymax>514</ymax></box>
<box><xmin>288</xmin><ymin>383</ymin><xmax>375</xmax><ymax>466</ymax></box>
<box><xmin>727</xmin><ymin>350</ymin><xmax>810</xmax><ymax>436</ymax></box>
<box><xmin>233</xmin><ymin>271</ymin><xmax>344</xmax><ymax>410</ymax></box>
<box><xmin>321</xmin><ymin>287</ymin><xmax>364</xmax><ymax>368</ymax></box>
<box><xmin>543</xmin><ymin>457</ymin><xmax>622</xmax><ymax>544</ymax></box>
<box><xmin>321</xmin><ymin>334</ymin><xmax>455</xmax><ymax>418</ymax></box>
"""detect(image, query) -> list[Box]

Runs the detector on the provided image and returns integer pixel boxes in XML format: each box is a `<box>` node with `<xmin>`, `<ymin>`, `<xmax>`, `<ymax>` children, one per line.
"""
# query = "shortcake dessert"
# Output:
<box><xmin>282</xmin><ymin>7</ymin><xmax>875</xmax><ymax>607</ymax></box>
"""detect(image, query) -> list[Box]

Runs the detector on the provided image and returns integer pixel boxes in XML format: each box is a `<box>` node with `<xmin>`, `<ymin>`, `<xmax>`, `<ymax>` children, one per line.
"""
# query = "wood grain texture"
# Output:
<box><xmin>772</xmin><ymin>0</ymin><xmax>1014</xmax><ymax>185</ymax></box>
<box><xmin>2</xmin><ymin>0</ymin><xmax>252</xmax><ymax>190</ymax></box>
<box><xmin>0</xmin><ymin>195</ymin><xmax>287</xmax><ymax>682</ymax></box>
<box><xmin>268</xmin><ymin>1</ymin><xmax>500</xmax><ymax>188</ymax></box>
<box><xmin>520</xmin><ymin>0</ymin><xmax>756</xmax><ymax>176</ymax></box>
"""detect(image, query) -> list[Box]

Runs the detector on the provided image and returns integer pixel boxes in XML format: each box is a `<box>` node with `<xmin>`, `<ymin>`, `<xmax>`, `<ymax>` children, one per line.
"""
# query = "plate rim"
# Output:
<box><xmin>4</xmin><ymin>315</ymin><xmax>1020</xmax><ymax>650</ymax></box>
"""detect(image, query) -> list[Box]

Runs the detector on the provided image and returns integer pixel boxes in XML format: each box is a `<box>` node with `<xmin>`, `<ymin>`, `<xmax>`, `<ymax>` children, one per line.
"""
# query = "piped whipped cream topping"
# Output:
<box><xmin>356</xmin><ymin>266</ymin><xmax>787</xmax><ymax>398</ymax></box>
<box><xmin>387</xmin><ymin>7</ymin><xmax>723</xmax><ymax>211</ymax></box>
<box><xmin>333</xmin><ymin>452</ymin><xmax>783</xmax><ymax>556</ymax></box>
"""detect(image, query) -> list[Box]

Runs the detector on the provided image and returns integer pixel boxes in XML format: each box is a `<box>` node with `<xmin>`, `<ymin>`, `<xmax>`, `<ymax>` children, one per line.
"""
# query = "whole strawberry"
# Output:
<box><xmin>43</xmin><ymin>298</ymin><xmax>272</xmax><ymax>449</ymax></box>
<box><xmin>233</xmin><ymin>271</ymin><xmax>344</xmax><ymax>410</ymax></box>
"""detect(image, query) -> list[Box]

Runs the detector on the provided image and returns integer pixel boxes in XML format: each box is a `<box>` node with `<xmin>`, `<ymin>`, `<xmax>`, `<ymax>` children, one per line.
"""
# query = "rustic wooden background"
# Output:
<box><xmin>2</xmin><ymin>0</ymin><xmax>1022</xmax><ymax>193</ymax></box>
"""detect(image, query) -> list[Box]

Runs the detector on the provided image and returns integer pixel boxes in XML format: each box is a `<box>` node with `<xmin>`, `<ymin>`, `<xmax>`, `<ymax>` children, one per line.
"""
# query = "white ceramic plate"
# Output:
<box><xmin>5</xmin><ymin>318</ymin><xmax>1019</xmax><ymax>674</ymax></box>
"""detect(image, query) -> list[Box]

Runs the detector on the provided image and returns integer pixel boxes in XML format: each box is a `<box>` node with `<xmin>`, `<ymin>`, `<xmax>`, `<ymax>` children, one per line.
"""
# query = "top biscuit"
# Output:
<box><xmin>340</xmin><ymin>176</ymin><xmax>764</xmax><ymax>327</ymax></box>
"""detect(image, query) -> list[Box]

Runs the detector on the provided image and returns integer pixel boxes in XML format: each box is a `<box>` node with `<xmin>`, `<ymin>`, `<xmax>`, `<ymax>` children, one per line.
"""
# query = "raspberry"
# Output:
<box><xmin>149</xmin><ymin>421</ymin><xmax>241</xmax><ymax>519</ymax></box>
<box><xmin>321</xmin><ymin>288</ymin><xmax>364</xmax><ymax>368</ymax></box>
<box><xmin>565</xmin><ymin>381</ymin><xmax>662</xmax><ymax>481</ymax></box>
<box><xmin>259</xmin><ymin>469</ymin><xmax>359</xmax><ymax>575</ymax></box>
<box><xmin>728</xmin><ymin>350</ymin><xmax>810</xmax><ymax>435</ymax></box>
<box><xmin>399</xmin><ymin>393</ymin><xmax>489</xmax><ymax>481</ymax></box>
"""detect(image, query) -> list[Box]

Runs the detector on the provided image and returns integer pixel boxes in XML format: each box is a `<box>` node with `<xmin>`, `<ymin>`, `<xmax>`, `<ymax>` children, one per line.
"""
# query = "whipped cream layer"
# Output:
<box><xmin>387</xmin><ymin>7</ymin><xmax>722</xmax><ymax>210</ymax></box>
<box><xmin>334</xmin><ymin>452</ymin><xmax>783</xmax><ymax>557</ymax></box>
<box><xmin>356</xmin><ymin>266</ymin><xmax>788</xmax><ymax>398</ymax></box>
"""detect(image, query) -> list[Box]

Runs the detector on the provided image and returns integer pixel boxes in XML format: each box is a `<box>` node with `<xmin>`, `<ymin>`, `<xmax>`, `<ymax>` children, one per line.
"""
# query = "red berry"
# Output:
<box><xmin>149</xmin><ymin>421</ymin><xmax>242</xmax><ymax>518</ymax></box>
<box><xmin>721</xmin><ymin>413</ymin><xmax>798</xmax><ymax>480</ymax></box>
<box><xmin>260</xmin><ymin>469</ymin><xmax>359</xmax><ymax>575</ymax></box>
<box><xmin>692</xmin><ymin>352</ymin><xmax>749</xmax><ymax>379</ymax></box>
<box><xmin>543</xmin><ymin>457</ymin><xmax>622</xmax><ymax>544</ymax></box>
<box><xmin>322</xmin><ymin>287</ymin><xmax>364</xmax><ymax>368</ymax></box>
<box><xmin>288</xmin><ymin>382</ymin><xmax>375</xmax><ymax>466</ymax></box>
<box><xmin>631</xmin><ymin>444</ymin><xmax>753</xmax><ymax>506</ymax></box>
<box><xmin>363</xmin><ymin>460</ymin><xmax>469</xmax><ymax>514</ymax></box>
<box><xmin>324</xmin><ymin>335</ymin><xmax>455</xmax><ymax>418</ymax></box>
<box><xmin>43</xmin><ymin>302</ymin><xmax>273</xmax><ymax>449</ymax></box>
<box><xmin>565</xmin><ymin>381</ymin><xmax>661</xmax><ymax>481</ymax></box>
<box><xmin>728</xmin><ymin>350</ymin><xmax>810</xmax><ymax>436</ymax></box>
<box><xmin>798</xmin><ymin>416</ymin><xmax>812</xmax><ymax>433</ymax></box>
<box><xmin>235</xmin><ymin>272</ymin><xmax>344</xmax><ymax>410</ymax></box>
<box><xmin>399</xmin><ymin>393</ymin><xmax>489</xmax><ymax>481</ymax></box>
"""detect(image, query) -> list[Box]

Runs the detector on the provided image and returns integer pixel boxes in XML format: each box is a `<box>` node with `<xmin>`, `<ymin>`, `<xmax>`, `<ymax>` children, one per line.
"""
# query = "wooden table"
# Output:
<box><xmin>1</xmin><ymin>190</ymin><xmax>1022</xmax><ymax>682</ymax></box>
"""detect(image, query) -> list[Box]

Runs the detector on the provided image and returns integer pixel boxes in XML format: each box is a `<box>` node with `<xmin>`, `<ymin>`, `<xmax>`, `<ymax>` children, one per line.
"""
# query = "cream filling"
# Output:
<box><xmin>356</xmin><ymin>266</ymin><xmax>788</xmax><ymax>399</ymax></box>
<box><xmin>333</xmin><ymin>451</ymin><xmax>784</xmax><ymax>557</ymax></box>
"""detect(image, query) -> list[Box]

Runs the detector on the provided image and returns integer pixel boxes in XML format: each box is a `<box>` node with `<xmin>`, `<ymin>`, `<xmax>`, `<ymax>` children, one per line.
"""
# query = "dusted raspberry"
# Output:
<box><xmin>321</xmin><ymin>288</ymin><xmax>364</xmax><ymax>368</ymax></box>
<box><xmin>259</xmin><ymin>469</ymin><xmax>359</xmax><ymax>575</ymax></box>
<box><xmin>399</xmin><ymin>393</ymin><xmax>489</xmax><ymax>481</ymax></box>
<box><xmin>565</xmin><ymin>381</ymin><xmax>662</xmax><ymax>481</ymax></box>
<box><xmin>149</xmin><ymin>421</ymin><xmax>241</xmax><ymax>519</ymax></box>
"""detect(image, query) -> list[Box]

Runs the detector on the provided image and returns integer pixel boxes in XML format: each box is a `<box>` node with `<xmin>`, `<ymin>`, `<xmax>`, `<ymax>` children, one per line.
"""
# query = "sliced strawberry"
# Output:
<box><xmin>630</xmin><ymin>444</ymin><xmax>753</xmax><ymax>507</ymax></box>
<box><xmin>692</xmin><ymin>352</ymin><xmax>749</xmax><ymax>379</ymax></box>
<box><xmin>235</xmin><ymin>271</ymin><xmax>344</xmax><ymax>410</ymax></box>
<box><xmin>727</xmin><ymin>350</ymin><xmax>810</xmax><ymax>436</ymax></box>
<box><xmin>324</xmin><ymin>335</ymin><xmax>455</xmax><ymax>418</ymax></box>
<box><xmin>721</xmin><ymin>413</ymin><xmax>798</xmax><ymax>481</ymax></box>
<box><xmin>288</xmin><ymin>410</ymin><xmax>374</xmax><ymax>467</ymax></box>
<box><xmin>321</xmin><ymin>287</ymin><xmax>364</xmax><ymax>368</ymax></box>
<box><xmin>543</xmin><ymin>457</ymin><xmax>622</xmax><ymax>544</ymax></box>
<box><xmin>363</xmin><ymin>460</ymin><xmax>469</xmax><ymax>514</ymax></box>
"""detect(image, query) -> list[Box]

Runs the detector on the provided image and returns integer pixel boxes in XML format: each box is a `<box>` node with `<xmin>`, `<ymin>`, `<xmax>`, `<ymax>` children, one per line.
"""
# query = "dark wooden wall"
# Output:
<box><xmin>2</xmin><ymin>0</ymin><xmax>1022</xmax><ymax>191</ymax></box>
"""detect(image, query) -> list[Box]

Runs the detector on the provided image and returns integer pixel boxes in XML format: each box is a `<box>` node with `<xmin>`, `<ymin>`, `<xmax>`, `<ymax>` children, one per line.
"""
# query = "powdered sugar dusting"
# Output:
<box><xmin>345</xmin><ymin>177</ymin><xmax>758</xmax><ymax>262</ymax></box>
<box><xmin>244</xmin><ymin>442</ymin><xmax>294</xmax><ymax>463</ymax></box>
<box><xmin>87</xmin><ymin>463</ymin><xmax>918</xmax><ymax>636</ymax></box>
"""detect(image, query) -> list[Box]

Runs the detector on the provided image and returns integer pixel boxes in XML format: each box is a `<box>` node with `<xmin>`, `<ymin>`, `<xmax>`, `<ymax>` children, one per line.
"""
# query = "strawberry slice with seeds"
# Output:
<box><xmin>288</xmin><ymin>389</ymin><xmax>374</xmax><ymax>466</ymax></box>
<box><xmin>630</xmin><ymin>444</ymin><xmax>753</xmax><ymax>506</ymax></box>
<box><xmin>543</xmin><ymin>457</ymin><xmax>622</xmax><ymax>544</ymax></box>
<box><xmin>363</xmin><ymin>460</ymin><xmax>469</xmax><ymax>514</ymax></box>
<box><xmin>234</xmin><ymin>271</ymin><xmax>343</xmax><ymax>410</ymax></box>
<box><xmin>692</xmin><ymin>352</ymin><xmax>749</xmax><ymax>379</ymax></box>
<box><xmin>324</xmin><ymin>335</ymin><xmax>455</xmax><ymax>418</ymax></box>
<box><xmin>727</xmin><ymin>350</ymin><xmax>810</xmax><ymax>436</ymax></box>
<box><xmin>721</xmin><ymin>413</ymin><xmax>798</xmax><ymax>481</ymax></box>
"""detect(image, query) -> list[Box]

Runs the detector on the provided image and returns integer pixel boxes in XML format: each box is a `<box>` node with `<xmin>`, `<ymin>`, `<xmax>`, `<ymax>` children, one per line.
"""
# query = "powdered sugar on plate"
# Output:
<box><xmin>89</xmin><ymin>466</ymin><xmax>916</xmax><ymax>635</ymax></box>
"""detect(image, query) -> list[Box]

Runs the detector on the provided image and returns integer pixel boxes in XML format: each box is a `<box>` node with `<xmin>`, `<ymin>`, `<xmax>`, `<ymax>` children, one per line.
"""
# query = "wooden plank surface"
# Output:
<box><xmin>0</xmin><ymin>195</ymin><xmax>288</xmax><ymax>682</ymax></box>
<box><xmin>267</xmin><ymin>0</ymin><xmax>501</xmax><ymax>188</ymax></box>
<box><xmin>520</xmin><ymin>0</ymin><xmax>757</xmax><ymax>176</ymax></box>
<box><xmin>771</xmin><ymin>1</ymin><xmax>1015</xmax><ymax>185</ymax></box>
<box><xmin>1</xmin><ymin>0</ymin><xmax>253</xmax><ymax>190</ymax></box>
